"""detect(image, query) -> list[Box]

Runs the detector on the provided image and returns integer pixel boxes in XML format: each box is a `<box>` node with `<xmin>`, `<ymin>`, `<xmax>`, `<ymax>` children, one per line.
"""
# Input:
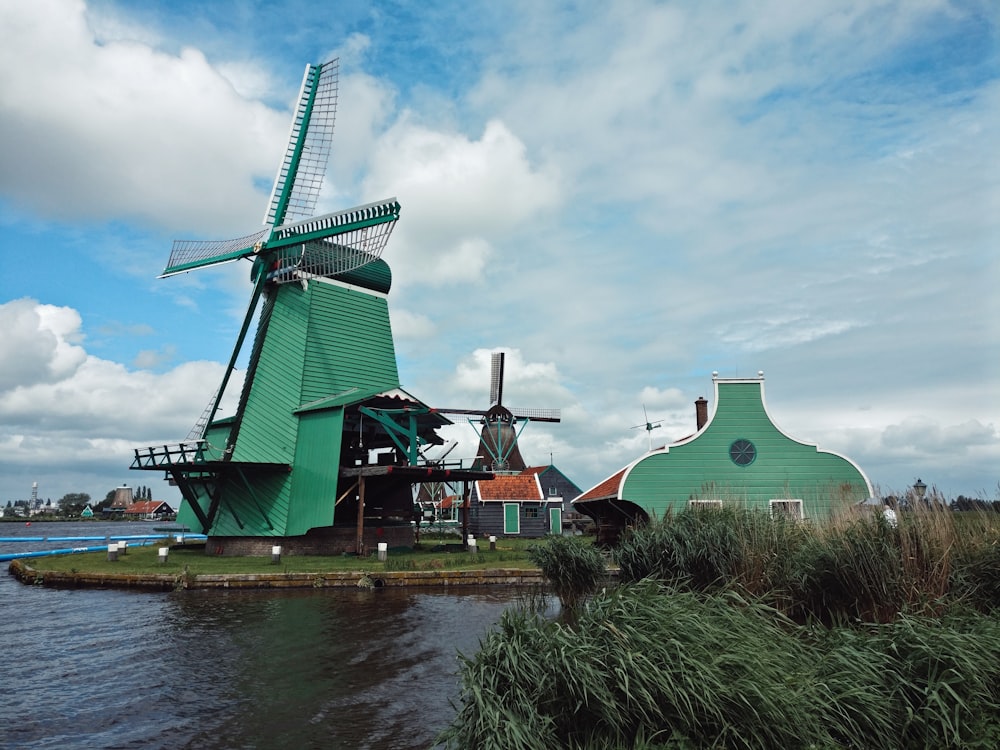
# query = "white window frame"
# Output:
<box><xmin>688</xmin><ymin>499</ymin><xmax>723</xmax><ymax>509</ymax></box>
<box><xmin>769</xmin><ymin>499</ymin><xmax>804</xmax><ymax>520</ymax></box>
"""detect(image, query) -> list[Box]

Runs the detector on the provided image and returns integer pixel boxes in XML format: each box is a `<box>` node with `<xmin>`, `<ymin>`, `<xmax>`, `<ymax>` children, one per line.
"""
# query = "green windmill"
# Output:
<box><xmin>132</xmin><ymin>59</ymin><xmax>487</xmax><ymax>554</ymax></box>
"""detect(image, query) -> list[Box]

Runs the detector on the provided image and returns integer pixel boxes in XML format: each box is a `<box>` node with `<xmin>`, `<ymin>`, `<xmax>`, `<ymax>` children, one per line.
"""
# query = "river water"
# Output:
<box><xmin>1</xmin><ymin>522</ymin><xmax>545</xmax><ymax>749</ymax></box>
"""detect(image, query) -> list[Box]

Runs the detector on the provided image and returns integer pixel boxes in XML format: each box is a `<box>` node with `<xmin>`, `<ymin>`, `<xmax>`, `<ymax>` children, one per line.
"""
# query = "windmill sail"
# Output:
<box><xmin>159</xmin><ymin>59</ymin><xmax>344</xmax><ymax>279</ymax></box>
<box><xmin>265</xmin><ymin>59</ymin><xmax>339</xmax><ymax>227</ymax></box>
<box><xmin>489</xmin><ymin>352</ymin><xmax>504</xmax><ymax>406</ymax></box>
<box><xmin>161</xmin><ymin>228</ymin><xmax>270</xmax><ymax>278</ymax></box>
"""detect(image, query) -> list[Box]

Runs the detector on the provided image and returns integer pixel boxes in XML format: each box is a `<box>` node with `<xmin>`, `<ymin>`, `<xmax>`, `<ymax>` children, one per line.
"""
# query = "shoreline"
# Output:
<box><xmin>8</xmin><ymin>558</ymin><xmax>551</xmax><ymax>591</ymax></box>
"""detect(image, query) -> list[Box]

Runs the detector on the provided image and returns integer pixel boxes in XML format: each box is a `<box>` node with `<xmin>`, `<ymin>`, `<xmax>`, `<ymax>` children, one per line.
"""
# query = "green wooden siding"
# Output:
<box><xmin>233</xmin><ymin>285</ymin><xmax>309</xmax><ymax>465</ymax></box>
<box><xmin>189</xmin><ymin>276</ymin><xmax>401</xmax><ymax>538</ymax></box>
<box><xmin>300</xmin><ymin>280</ymin><xmax>399</xmax><ymax>401</ymax></box>
<box><xmin>620</xmin><ymin>381</ymin><xmax>871</xmax><ymax>520</ymax></box>
<box><xmin>286</xmin><ymin>409</ymin><xmax>344</xmax><ymax>535</ymax></box>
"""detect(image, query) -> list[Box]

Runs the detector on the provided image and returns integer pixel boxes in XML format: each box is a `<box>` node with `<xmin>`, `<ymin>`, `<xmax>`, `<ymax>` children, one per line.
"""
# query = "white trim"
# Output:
<box><xmin>769</xmin><ymin>499</ymin><xmax>804</xmax><ymax>520</ymax></box>
<box><xmin>311</xmin><ymin>273</ymin><xmax>389</xmax><ymax>299</ymax></box>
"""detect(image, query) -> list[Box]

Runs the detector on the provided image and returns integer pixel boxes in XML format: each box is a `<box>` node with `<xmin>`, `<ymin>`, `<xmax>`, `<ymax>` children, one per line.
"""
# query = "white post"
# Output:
<box><xmin>377</xmin><ymin>542</ymin><xmax>388</xmax><ymax>562</ymax></box>
<box><xmin>468</xmin><ymin>538</ymin><xmax>477</xmax><ymax>554</ymax></box>
<box><xmin>107</xmin><ymin>542</ymin><xmax>118</xmax><ymax>562</ymax></box>
<box><xmin>119</xmin><ymin>540</ymin><xmax>127</xmax><ymax>556</ymax></box>
<box><xmin>271</xmin><ymin>545</ymin><xmax>282</xmax><ymax>564</ymax></box>
<box><xmin>158</xmin><ymin>547</ymin><xmax>169</xmax><ymax>564</ymax></box>
<box><xmin>489</xmin><ymin>535</ymin><xmax>497</xmax><ymax>551</ymax></box>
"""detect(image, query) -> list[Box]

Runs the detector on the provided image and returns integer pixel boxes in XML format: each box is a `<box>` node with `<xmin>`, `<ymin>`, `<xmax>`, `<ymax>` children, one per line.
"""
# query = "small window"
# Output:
<box><xmin>689</xmin><ymin>499</ymin><xmax>723</xmax><ymax>510</ymax></box>
<box><xmin>769</xmin><ymin>499</ymin><xmax>803</xmax><ymax>520</ymax></box>
<box><xmin>524</xmin><ymin>506</ymin><xmax>539</xmax><ymax>518</ymax></box>
<box><xmin>729</xmin><ymin>439</ymin><xmax>756</xmax><ymax>466</ymax></box>
<box><xmin>548</xmin><ymin>486</ymin><xmax>558</xmax><ymax>496</ymax></box>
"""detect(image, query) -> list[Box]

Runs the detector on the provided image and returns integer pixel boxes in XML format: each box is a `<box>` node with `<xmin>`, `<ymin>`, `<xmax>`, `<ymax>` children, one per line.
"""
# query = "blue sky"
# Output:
<box><xmin>0</xmin><ymin>0</ymin><xmax>997</xmax><ymax>506</ymax></box>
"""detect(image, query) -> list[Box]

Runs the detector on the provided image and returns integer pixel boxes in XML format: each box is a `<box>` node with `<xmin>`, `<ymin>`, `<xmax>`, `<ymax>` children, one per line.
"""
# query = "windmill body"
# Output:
<box><xmin>131</xmin><ymin>59</ymin><xmax>486</xmax><ymax>552</ymax></box>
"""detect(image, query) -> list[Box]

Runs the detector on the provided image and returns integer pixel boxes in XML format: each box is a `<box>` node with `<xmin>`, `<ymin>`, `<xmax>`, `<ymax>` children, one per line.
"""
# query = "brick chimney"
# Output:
<box><xmin>695</xmin><ymin>397</ymin><xmax>708</xmax><ymax>431</ymax></box>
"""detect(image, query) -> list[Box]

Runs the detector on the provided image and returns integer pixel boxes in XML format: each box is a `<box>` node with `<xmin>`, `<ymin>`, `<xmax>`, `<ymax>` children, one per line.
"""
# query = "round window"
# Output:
<box><xmin>729</xmin><ymin>439</ymin><xmax>756</xmax><ymax>466</ymax></box>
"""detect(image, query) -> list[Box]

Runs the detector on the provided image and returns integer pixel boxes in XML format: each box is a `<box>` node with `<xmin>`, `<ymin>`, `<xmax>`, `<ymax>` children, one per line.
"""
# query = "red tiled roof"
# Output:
<box><xmin>476</xmin><ymin>474</ymin><xmax>543</xmax><ymax>501</ymax></box>
<box><xmin>123</xmin><ymin>501</ymin><xmax>171</xmax><ymax>514</ymax></box>
<box><xmin>574</xmin><ymin>468</ymin><xmax>627</xmax><ymax>503</ymax></box>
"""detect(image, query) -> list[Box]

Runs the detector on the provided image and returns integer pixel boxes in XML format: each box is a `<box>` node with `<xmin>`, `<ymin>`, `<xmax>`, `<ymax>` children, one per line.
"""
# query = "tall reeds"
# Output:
<box><xmin>440</xmin><ymin>581</ymin><xmax>1000</xmax><ymax>749</ymax></box>
<box><xmin>616</xmin><ymin>502</ymin><xmax>1000</xmax><ymax>622</ymax></box>
<box><xmin>527</xmin><ymin>534</ymin><xmax>608</xmax><ymax>612</ymax></box>
<box><xmin>442</xmin><ymin>504</ymin><xmax>1000</xmax><ymax>747</ymax></box>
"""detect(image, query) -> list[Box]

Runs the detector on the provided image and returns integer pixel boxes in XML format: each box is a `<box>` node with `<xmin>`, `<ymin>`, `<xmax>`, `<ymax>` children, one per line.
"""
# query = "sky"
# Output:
<box><xmin>0</xmin><ymin>0</ymin><xmax>997</xmax><ymax>507</ymax></box>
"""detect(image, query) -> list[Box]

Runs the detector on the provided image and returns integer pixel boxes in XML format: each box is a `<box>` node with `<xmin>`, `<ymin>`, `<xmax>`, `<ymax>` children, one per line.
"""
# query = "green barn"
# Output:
<box><xmin>573</xmin><ymin>372</ymin><xmax>872</xmax><ymax>541</ymax></box>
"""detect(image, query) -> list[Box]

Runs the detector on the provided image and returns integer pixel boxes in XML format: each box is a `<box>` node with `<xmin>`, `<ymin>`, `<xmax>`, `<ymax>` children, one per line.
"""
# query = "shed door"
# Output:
<box><xmin>503</xmin><ymin>503</ymin><xmax>520</xmax><ymax>534</ymax></box>
<box><xmin>549</xmin><ymin>507</ymin><xmax>562</xmax><ymax>534</ymax></box>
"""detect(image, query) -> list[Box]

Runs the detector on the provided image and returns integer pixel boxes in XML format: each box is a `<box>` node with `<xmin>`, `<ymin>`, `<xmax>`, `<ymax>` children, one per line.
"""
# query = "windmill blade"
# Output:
<box><xmin>266</xmin><ymin>198</ymin><xmax>401</xmax><ymax>283</ymax></box>
<box><xmin>160</xmin><ymin>228</ymin><xmax>270</xmax><ymax>278</ymax></box>
<box><xmin>630</xmin><ymin>404</ymin><xmax>663</xmax><ymax>431</ymax></box>
<box><xmin>489</xmin><ymin>352</ymin><xmax>504</xmax><ymax>406</ymax></box>
<box><xmin>508</xmin><ymin>407</ymin><xmax>561</xmax><ymax>423</ymax></box>
<box><xmin>269</xmin><ymin>198</ymin><xmax>400</xmax><ymax>251</ymax></box>
<box><xmin>418</xmin><ymin>440</ymin><xmax>459</xmax><ymax>464</ymax></box>
<box><xmin>265</xmin><ymin>59</ymin><xmax>339</xmax><ymax>228</ymax></box>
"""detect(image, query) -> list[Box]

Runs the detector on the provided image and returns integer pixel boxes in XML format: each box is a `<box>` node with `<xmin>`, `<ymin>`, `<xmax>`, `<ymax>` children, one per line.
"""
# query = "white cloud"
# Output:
<box><xmin>0</xmin><ymin>298</ymin><xmax>232</xmax><ymax>500</ymax></box>
<box><xmin>0</xmin><ymin>0</ymin><xmax>287</xmax><ymax>234</ymax></box>
<box><xmin>390</xmin><ymin>308</ymin><xmax>436</xmax><ymax>340</ymax></box>
<box><xmin>0</xmin><ymin>299</ymin><xmax>87</xmax><ymax>392</ymax></box>
<box><xmin>364</xmin><ymin>118</ymin><xmax>562</xmax><ymax>286</ymax></box>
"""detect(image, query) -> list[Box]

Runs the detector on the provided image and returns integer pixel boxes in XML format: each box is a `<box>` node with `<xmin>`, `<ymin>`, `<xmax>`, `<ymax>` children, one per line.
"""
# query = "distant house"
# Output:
<box><xmin>123</xmin><ymin>501</ymin><xmax>174</xmax><ymax>520</ymax></box>
<box><xmin>574</xmin><ymin>372</ymin><xmax>872</xmax><ymax>542</ymax></box>
<box><xmin>469</xmin><ymin>464</ymin><xmax>581</xmax><ymax>537</ymax></box>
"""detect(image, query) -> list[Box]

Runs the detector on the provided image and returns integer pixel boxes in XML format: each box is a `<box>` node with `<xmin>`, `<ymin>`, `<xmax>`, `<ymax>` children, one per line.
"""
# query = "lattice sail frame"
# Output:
<box><xmin>164</xmin><ymin>228</ymin><xmax>271</xmax><ymax>277</ymax></box>
<box><xmin>160</xmin><ymin>59</ymin><xmax>348</xmax><ymax>279</ymax></box>
<box><xmin>266</xmin><ymin>199</ymin><xmax>400</xmax><ymax>284</ymax></box>
<box><xmin>265</xmin><ymin>59</ymin><xmax>339</xmax><ymax>227</ymax></box>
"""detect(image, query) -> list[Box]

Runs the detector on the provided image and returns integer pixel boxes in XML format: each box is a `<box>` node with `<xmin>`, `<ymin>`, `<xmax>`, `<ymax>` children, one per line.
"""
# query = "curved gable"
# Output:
<box><xmin>620</xmin><ymin>374</ymin><xmax>872</xmax><ymax>519</ymax></box>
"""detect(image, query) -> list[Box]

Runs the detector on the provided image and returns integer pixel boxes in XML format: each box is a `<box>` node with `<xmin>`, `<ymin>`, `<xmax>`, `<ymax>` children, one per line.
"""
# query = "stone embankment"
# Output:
<box><xmin>8</xmin><ymin>559</ymin><xmax>548</xmax><ymax>591</ymax></box>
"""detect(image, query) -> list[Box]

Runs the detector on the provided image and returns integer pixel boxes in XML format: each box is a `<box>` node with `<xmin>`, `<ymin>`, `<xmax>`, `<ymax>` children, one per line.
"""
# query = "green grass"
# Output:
<box><xmin>25</xmin><ymin>536</ymin><xmax>542</xmax><ymax>576</ymax></box>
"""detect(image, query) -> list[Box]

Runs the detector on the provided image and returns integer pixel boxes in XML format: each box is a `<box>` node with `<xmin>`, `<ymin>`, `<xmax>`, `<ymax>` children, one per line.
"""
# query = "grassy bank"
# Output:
<box><xmin>11</xmin><ymin>534</ymin><xmax>540</xmax><ymax>577</ymax></box>
<box><xmin>442</xmin><ymin>506</ymin><xmax>1000</xmax><ymax>749</ymax></box>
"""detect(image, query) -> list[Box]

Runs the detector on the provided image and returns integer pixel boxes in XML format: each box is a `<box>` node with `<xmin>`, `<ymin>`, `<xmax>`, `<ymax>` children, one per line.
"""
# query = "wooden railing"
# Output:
<box><xmin>131</xmin><ymin>441</ymin><xmax>210</xmax><ymax>469</ymax></box>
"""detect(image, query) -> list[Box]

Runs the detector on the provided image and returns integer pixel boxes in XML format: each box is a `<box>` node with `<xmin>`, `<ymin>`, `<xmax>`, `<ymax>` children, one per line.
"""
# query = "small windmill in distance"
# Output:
<box><xmin>631</xmin><ymin>405</ymin><xmax>664</xmax><ymax>451</ymax></box>
<box><xmin>435</xmin><ymin>352</ymin><xmax>560</xmax><ymax>472</ymax></box>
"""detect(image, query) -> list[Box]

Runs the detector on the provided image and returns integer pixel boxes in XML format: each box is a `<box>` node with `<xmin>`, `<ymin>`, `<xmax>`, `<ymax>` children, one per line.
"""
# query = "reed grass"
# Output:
<box><xmin>614</xmin><ymin>503</ymin><xmax>1000</xmax><ymax>623</ymax></box>
<box><xmin>441</xmin><ymin>581</ymin><xmax>1000</xmax><ymax>749</ymax></box>
<box><xmin>527</xmin><ymin>534</ymin><xmax>608</xmax><ymax>611</ymax></box>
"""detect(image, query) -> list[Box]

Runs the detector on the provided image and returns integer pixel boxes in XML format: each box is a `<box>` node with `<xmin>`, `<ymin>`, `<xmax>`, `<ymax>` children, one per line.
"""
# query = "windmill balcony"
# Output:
<box><xmin>131</xmin><ymin>441</ymin><xmax>210</xmax><ymax>469</ymax></box>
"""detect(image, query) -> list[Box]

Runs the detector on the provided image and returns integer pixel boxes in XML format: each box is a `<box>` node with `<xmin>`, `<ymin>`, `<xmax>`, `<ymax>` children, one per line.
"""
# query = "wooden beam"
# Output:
<box><xmin>356</xmin><ymin>474</ymin><xmax>366</xmax><ymax>556</ymax></box>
